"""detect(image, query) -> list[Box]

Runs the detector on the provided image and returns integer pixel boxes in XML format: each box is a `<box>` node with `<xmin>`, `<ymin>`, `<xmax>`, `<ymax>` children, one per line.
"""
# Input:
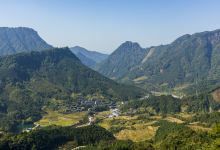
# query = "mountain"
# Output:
<box><xmin>97</xmin><ymin>41</ymin><xmax>147</xmax><ymax>79</ymax></box>
<box><xmin>131</xmin><ymin>29</ymin><xmax>220</xmax><ymax>94</ymax></box>
<box><xmin>0</xmin><ymin>27</ymin><xmax>52</xmax><ymax>56</ymax></box>
<box><xmin>71</xmin><ymin>46</ymin><xmax>108</xmax><ymax>68</ymax></box>
<box><xmin>0</xmin><ymin>47</ymin><xmax>143</xmax><ymax>131</ymax></box>
<box><xmin>97</xmin><ymin>30</ymin><xmax>220</xmax><ymax>94</ymax></box>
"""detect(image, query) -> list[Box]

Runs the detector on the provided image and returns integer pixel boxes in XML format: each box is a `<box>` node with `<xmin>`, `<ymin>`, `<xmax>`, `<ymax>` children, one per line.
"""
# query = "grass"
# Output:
<box><xmin>115</xmin><ymin>125</ymin><xmax>158</xmax><ymax>142</ymax></box>
<box><xmin>36</xmin><ymin>110</ymin><xmax>87</xmax><ymax>127</ymax></box>
<box><xmin>151</xmin><ymin>91</ymin><xmax>169</xmax><ymax>96</ymax></box>
<box><xmin>173</xmin><ymin>83</ymin><xmax>191</xmax><ymax>95</ymax></box>
<box><xmin>97</xmin><ymin>112</ymin><xmax>209</xmax><ymax>141</ymax></box>
<box><xmin>95</xmin><ymin>111</ymin><xmax>111</xmax><ymax>120</ymax></box>
<box><xmin>177</xmin><ymin>112</ymin><xmax>195</xmax><ymax>120</ymax></box>
<box><xmin>98</xmin><ymin>118</ymin><xmax>112</xmax><ymax>129</ymax></box>
<box><xmin>133</xmin><ymin>76</ymin><xmax>148</xmax><ymax>83</ymax></box>
<box><xmin>164</xmin><ymin>116</ymin><xmax>184</xmax><ymax>124</ymax></box>
<box><xmin>188</xmin><ymin>125</ymin><xmax>211</xmax><ymax>132</ymax></box>
<box><xmin>97</xmin><ymin>114</ymin><xmax>158</xmax><ymax>142</ymax></box>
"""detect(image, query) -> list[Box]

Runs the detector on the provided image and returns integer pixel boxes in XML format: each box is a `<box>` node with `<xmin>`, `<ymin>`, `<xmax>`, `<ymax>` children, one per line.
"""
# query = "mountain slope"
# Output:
<box><xmin>124</xmin><ymin>30</ymin><xmax>220</xmax><ymax>94</ymax></box>
<box><xmin>0</xmin><ymin>27</ymin><xmax>52</xmax><ymax>56</ymax></box>
<box><xmin>0</xmin><ymin>47</ymin><xmax>143</xmax><ymax>131</ymax></box>
<box><xmin>71</xmin><ymin>46</ymin><xmax>108</xmax><ymax>68</ymax></box>
<box><xmin>97</xmin><ymin>41</ymin><xmax>147</xmax><ymax>79</ymax></box>
<box><xmin>96</xmin><ymin>30</ymin><xmax>220</xmax><ymax>94</ymax></box>
<box><xmin>73</xmin><ymin>51</ymin><xmax>97</xmax><ymax>68</ymax></box>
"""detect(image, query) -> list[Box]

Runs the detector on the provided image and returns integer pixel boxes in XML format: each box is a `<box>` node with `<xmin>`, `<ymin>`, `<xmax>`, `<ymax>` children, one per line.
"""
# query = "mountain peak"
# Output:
<box><xmin>98</xmin><ymin>29</ymin><xmax>220</xmax><ymax>95</ymax></box>
<box><xmin>71</xmin><ymin>46</ymin><xmax>87</xmax><ymax>52</ymax></box>
<box><xmin>173</xmin><ymin>29</ymin><xmax>220</xmax><ymax>44</ymax></box>
<box><xmin>0</xmin><ymin>27</ymin><xmax>53</xmax><ymax>56</ymax></box>
<box><xmin>121</xmin><ymin>41</ymin><xmax>141</xmax><ymax>48</ymax></box>
<box><xmin>0</xmin><ymin>27</ymin><xmax>35</xmax><ymax>30</ymax></box>
<box><xmin>112</xmin><ymin>41</ymin><xmax>143</xmax><ymax>55</ymax></box>
<box><xmin>97</xmin><ymin>41</ymin><xmax>146</xmax><ymax>78</ymax></box>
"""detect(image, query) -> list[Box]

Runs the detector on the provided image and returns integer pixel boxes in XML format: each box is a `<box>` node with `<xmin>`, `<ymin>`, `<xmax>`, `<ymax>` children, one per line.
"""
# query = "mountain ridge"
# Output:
<box><xmin>71</xmin><ymin>46</ymin><xmax>108</xmax><ymax>68</ymax></box>
<box><xmin>0</xmin><ymin>47</ymin><xmax>143</xmax><ymax>131</ymax></box>
<box><xmin>97</xmin><ymin>41</ymin><xmax>147</xmax><ymax>79</ymax></box>
<box><xmin>97</xmin><ymin>29</ymin><xmax>220</xmax><ymax>94</ymax></box>
<box><xmin>0</xmin><ymin>27</ymin><xmax>53</xmax><ymax>56</ymax></box>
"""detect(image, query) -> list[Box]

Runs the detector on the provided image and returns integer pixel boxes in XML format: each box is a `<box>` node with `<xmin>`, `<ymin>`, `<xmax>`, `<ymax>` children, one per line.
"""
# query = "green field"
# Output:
<box><xmin>36</xmin><ymin>110</ymin><xmax>87</xmax><ymax>127</ymax></box>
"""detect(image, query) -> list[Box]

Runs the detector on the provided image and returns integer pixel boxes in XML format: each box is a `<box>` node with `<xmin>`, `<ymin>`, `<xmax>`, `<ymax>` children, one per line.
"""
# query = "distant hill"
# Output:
<box><xmin>0</xmin><ymin>47</ymin><xmax>143</xmax><ymax>131</ymax></box>
<box><xmin>71</xmin><ymin>46</ymin><xmax>108</xmax><ymax>68</ymax></box>
<box><xmin>97</xmin><ymin>30</ymin><xmax>220</xmax><ymax>94</ymax></box>
<box><xmin>97</xmin><ymin>41</ymin><xmax>147</xmax><ymax>79</ymax></box>
<box><xmin>0</xmin><ymin>27</ymin><xmax>52</xmax><ymax>56</ymax></box>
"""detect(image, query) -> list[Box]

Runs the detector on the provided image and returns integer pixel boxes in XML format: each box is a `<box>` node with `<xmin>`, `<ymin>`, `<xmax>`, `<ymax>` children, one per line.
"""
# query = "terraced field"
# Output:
<box><xmin>115</xmin><ymin>124</ymin><xmax>158</xmax><ymax>142</ymax></box>
<box><xmin>95</xmin><ymin>111</ymin><xmax>212</xmax><ymax>142</ymax></box>
<box><xmin>96</xmin><ymin>113</ymin><xmax>159</xmax><ymax>142</ymax></box>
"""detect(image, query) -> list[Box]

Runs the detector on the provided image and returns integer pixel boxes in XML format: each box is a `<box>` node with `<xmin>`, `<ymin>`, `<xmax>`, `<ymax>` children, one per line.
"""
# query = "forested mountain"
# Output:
<box><xmin>71</xmin><ymin>46</ymin><xmax>108</xmax><ymax>68</ymax></box>
<box><xmin>97</xmin><ymin>30</ymin><xmax>220</xmax><ymax>94</ymax></box>
<box><xmin>0</xmin><ymin>125</ymin><xmax>115</xmax><ymax>150</ymax></box>
<box><xmin>0</xmin><ymin>27</ymin><xmax>52</xmax><ymax>56</ymax></box>
<box><xmin>0</xmin><ymin>47</ymin><xmax>143</xmax><ymax>132</ymax></box>
<box><xmin>97</xmin><ymin>41</ymin><xmax>147</xmax><ymax>79</ymax></box>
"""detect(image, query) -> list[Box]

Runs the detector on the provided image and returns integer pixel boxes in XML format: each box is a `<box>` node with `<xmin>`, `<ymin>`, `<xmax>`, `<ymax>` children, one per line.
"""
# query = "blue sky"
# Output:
<box><xmin>0</xmin><ymin>0</ymin><xmax>220</xmax><ymax>53</ymax></box>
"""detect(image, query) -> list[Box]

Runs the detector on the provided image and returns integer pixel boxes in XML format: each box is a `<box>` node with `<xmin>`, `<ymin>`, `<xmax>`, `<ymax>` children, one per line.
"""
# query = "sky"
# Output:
<box><xmin>0</xmin><ymin>0</ymin><xmax>220</xmax><ymax>53</ymax></box>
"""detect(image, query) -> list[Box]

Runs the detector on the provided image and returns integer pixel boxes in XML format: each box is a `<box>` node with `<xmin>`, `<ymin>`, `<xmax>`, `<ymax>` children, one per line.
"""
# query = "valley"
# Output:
<box><xmin>0</xmin><ymin>27</ymin><xmax>220</xmax><ymax>149</ymax></box>
<box><xmin>1</xmin><ymin>0</ymin><xmax>220</xmax><ymax>149</ymax></box>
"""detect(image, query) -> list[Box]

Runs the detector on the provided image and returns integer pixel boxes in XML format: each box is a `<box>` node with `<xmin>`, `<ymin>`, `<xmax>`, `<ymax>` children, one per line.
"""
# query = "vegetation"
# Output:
<box><xmin>0</xmin><ymin>125</ymin><xmax>114</xmax><ymax>150</ymax></box>
<box><xmin>2</xmin><ymin>28</ymin><xmax>220</xmax><ymax>150</ymax></box>
<box><xmin>4</xmin><ymin>121</ymin><xmax>217</xmax><ymax>150</ymax></box>
<box><xmin>97</xmin><ymin>41</ymin><xmax>147</xmax><ymax>79</ymax></box>
<box><xmin>153</xmin><ymin>120</ymin><xmax>189</xmax><ymax>142</ymax></box>
<box><xmin>121</xmin><ymin>95</ymin><xmax>181</xmax><ymax>114</ymax></box>
<box><xmin>0</xmin><ymin>48</ymin><xmax>143</xmax><ymax>132</ymax></box>
<box><xmin>36</xmin><ymin>110</ymin><xmax>87</xmax><ymax>127</ymax></box>
<box><xmin>188</xmin><ymin>112</ymin><xmax>220</xmax><ymax>127</ymax></box>
<box><xmin>121</xmin><ymin>94</ymin><xmax>220</xmax><ymax>116</ymax></box>
<box><xmin>97</xmin><ymin>30</ymin><xmax>220</xmax><ymax>95</ymax></box>
<box><xmin>81</xmin><ymin>140</ymin><xmax>154</xmax><ymax>150</ymax></box>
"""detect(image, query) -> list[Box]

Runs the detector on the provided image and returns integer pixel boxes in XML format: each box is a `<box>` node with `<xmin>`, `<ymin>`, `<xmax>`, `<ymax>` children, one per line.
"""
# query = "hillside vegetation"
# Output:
<box><xmin>97</xmin><ymin>30</ymin><xmax>220</xmax><ymax>95</ymax></box>
<box><xmin>0</xmin><ymin>47</ymin><xmax>143</xmax><ymax>132</ymax></box>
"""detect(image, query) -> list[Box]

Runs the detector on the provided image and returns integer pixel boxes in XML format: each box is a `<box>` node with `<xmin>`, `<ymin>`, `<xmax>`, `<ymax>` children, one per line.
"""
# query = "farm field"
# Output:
<box><xmin>95</xmin><ymin>111</ymin><xmax>212</xmax><ymax>142</ymax></box>
<box><xmin>36</xmin><ymin>110</ymin><xmax>87</xmax><ymax>127</ymax></box>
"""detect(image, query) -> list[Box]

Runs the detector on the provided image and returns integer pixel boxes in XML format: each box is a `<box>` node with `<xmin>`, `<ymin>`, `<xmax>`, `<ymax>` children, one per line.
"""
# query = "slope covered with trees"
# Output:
<box><xmin>130</xmin><ymin>29</ymin><xmax>220</xmax><ymax>94</ymax></box>
<box><xmin>97</xmin><ymin>30</ymin><xmax>220</xmax><ymax>94</ymax></box>
<box><xmin>97</xmin><ymin>41</ymin><xmax>147</xmax><ymax>79</ymax></box>
<box><xmin>0</xmin><ymin>47</ymin><xmax>143</xmax><ymax>132</ymax></box>
<box><xmin>0</xmin><ymin>125</ymin><xmax>114</xmax><ymax>150</ymax></box>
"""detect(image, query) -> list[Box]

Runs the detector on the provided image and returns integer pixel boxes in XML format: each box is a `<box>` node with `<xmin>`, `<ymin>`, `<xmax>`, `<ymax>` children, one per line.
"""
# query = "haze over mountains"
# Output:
<box><xmin>0</xmin><ymin>27</ymin><xmax>108</xmax><ymax>69</ymax></box>
<box><xmin>71</xmin><ymin>46</ymin><xmax>108</xmax><ymax>68</ymax></box>
<box><xmin>1</xmin><ymin>27</ymin><xmax>220</xmax><ymax>95</ymax></box>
